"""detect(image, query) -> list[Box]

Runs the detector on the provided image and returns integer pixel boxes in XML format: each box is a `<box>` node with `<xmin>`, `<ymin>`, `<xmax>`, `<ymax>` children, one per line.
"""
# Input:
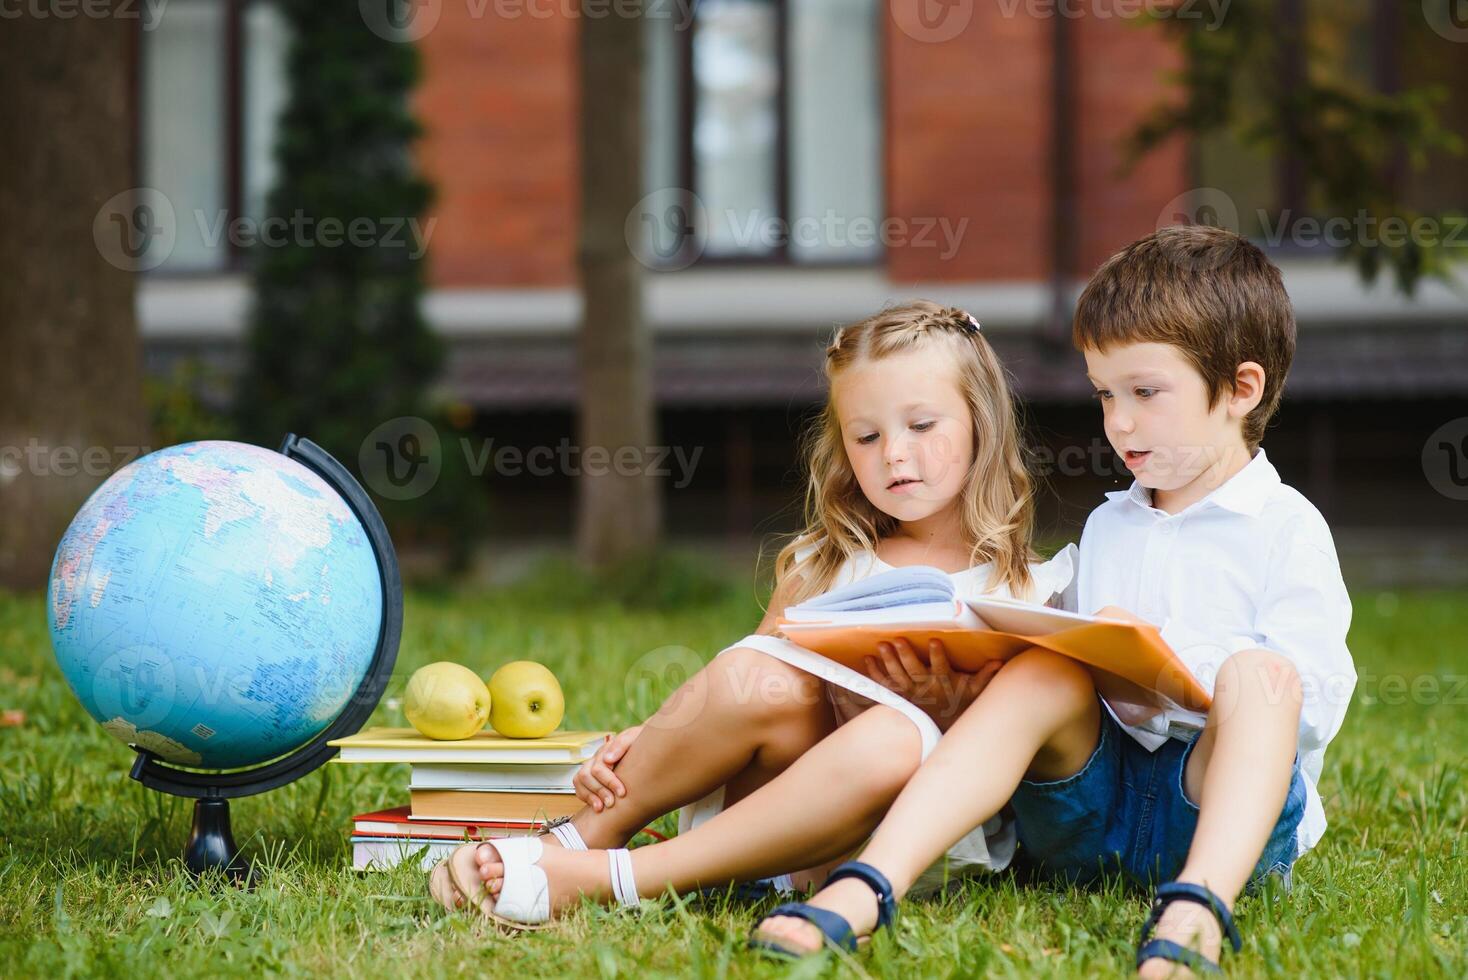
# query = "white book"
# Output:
<box><xmin>408</xmin><ymin>762</ymin><xmax>579</xmax><ymax>792</ymax></box>
<box><xmin>349</xmin><ymin>831</ymin><xmax>538</xmax><ymax>872</ymax></box>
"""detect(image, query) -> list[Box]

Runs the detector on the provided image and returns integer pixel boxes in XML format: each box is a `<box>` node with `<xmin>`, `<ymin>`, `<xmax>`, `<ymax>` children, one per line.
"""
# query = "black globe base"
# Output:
<box><xmin>184</xmin><ymin>798</ymin><xmax>254</xmax><ymax>887</ymax></box>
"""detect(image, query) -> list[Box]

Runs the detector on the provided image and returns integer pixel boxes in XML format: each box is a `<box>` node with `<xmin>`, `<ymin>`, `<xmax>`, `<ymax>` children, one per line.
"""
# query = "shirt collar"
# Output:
<box><xmin>1104</xmin><ymin>448</ymin><xmax>1279</xmax><ymax>518</ymax></box>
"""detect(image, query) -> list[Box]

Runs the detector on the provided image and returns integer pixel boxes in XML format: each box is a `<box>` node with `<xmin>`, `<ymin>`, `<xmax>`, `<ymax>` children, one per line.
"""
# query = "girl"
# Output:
<box><xmin>427</xmin><ymin>300</ymin><xmax>1076</xmax><ymax>927</ymax></box>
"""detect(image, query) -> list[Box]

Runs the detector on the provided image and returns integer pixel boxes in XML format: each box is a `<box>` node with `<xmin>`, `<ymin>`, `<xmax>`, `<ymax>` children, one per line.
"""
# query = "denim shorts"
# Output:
<box><xmin>1009</xmin><ymin>699</ymin><xmax>1307</xmax><ymax>890</ymax></box>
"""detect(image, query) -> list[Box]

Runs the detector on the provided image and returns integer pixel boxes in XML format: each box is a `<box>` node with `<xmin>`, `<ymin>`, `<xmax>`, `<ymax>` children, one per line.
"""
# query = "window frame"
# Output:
<box><xmin>675</xmin><ymin>0</ymin><xmax>886</xmax><ymax>269</ymax></box>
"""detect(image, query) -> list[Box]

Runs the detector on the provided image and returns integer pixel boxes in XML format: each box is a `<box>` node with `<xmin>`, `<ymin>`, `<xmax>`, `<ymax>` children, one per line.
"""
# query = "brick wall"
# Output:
<box><xmin>412</xmin><ymin>7</ymin><xmax>1188</xmax><ymax>289</ymax></box>
<box><xmin>414</xmin><ymin>5</ymin><xmax>579</xmax><ymax>287</ymax></box>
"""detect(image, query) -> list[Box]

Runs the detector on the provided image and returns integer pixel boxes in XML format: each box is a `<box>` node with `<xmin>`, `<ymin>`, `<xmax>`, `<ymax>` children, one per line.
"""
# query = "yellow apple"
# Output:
<box><xmin>487</xmin><ymin>661</ymin><xmax>565</xmax><ymax>738</ymax></box>
<box><xmin>403</xmin><ymin>662</ymin><xmax>491</xmax><ymax>740</ymax></box>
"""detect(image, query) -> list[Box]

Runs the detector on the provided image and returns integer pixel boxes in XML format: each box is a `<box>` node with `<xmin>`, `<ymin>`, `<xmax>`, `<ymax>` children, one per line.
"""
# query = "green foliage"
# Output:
<box><xmin>2</xmin><ymin>583</ymin><xmax>1465</xmax><ymax>976</ymax></box>
<box><xmin>1130</xmin><ymin>0</ymin><xmax>1465</xmax><ymax>293</ymax></box>
<box><xmin>145</xmin><ymin>360</ymin><xmax>235</xmax><ymax>449</ymax></box>
<box><xmin>233</xmin><ymin>1</ymin><xmax>442</xmax><ymax>469</ymax></box>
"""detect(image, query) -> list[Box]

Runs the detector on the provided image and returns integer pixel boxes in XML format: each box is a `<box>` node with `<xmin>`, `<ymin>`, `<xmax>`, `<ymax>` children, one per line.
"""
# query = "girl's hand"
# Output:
<box><xmin>573</xmin><ymin>724</ymin><xmax>644</xmax><ymax>811</ymax></box>
<box><xmin>864</xmin><ymin>637</ymin><xmax>1003</xmax><ymax>732</ymax></box>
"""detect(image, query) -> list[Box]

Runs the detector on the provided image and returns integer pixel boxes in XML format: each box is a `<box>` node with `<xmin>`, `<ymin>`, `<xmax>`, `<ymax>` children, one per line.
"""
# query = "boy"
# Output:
<box><xmin>750</xmin><ymin>225</ymin><xmax>1357</xmax><ymax>977</ymax></box>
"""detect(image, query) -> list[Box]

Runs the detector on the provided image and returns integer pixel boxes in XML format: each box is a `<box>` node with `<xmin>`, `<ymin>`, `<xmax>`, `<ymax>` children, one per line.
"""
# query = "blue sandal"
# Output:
<box><xmin>747</xmin><ymin>861</ymin><xmax>897</xmax><ymax>958</ymax></box>
<box><xmin>1137</xmin><ymin>881</ymin><xmax>1243</xmax><ymax>975</ymax></box>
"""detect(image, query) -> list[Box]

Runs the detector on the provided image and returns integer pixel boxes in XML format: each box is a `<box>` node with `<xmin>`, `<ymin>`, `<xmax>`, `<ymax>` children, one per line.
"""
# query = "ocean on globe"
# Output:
<box><xmin>47</xmin><ymin>440</ymin><xmax>384</xmax><ymax>770</ymax></box>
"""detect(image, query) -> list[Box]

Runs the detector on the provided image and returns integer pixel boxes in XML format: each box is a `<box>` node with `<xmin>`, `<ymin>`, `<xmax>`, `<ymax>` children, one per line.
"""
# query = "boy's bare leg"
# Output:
<box><xmin>470</xmin><ymin>703</ymin><xmax>926</xmax><ymax>908</ymax></box>
<box><xmin>557</xmin><ymin>645</ymin><xmax>836</xmax><ymax>850</ymax></box>
<box><xmin>1137</xmin><ymin>648</ymin><xmax>1302</xmax><ymax>979</ymax></box>
<box><xmin>754</xmin><ymin>648</ymin><xmax>1101</xmax><ymax>951</ymax></box>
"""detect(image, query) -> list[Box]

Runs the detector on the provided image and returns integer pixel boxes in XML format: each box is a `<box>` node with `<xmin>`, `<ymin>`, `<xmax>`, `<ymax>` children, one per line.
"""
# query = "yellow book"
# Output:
<box><xmin>329</xmin><ymin>727</ymin><xmax>610</xmax><ymax>764</ymax></box>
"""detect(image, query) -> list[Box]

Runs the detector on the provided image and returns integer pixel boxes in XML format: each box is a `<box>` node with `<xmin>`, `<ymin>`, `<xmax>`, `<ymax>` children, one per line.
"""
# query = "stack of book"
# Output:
<box><xmin>328</xmin><ymin>726</ymin><xmax>609</xmax><ymax>871</ymax></box>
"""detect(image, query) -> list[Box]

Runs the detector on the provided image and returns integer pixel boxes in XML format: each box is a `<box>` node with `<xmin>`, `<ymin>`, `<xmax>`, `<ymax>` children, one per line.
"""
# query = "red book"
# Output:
<box><xmin>350</xmin><ymin>805</ymin><xmax>543</xmax><ymax>840</ymax></box>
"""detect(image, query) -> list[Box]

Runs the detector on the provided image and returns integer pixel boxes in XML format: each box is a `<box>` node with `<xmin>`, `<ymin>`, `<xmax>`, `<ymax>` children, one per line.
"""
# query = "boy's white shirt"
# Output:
<box><xmin>1073</xmin><ymin>447</ymin><xmax>1356</xmax><ymax>855</ymax></box>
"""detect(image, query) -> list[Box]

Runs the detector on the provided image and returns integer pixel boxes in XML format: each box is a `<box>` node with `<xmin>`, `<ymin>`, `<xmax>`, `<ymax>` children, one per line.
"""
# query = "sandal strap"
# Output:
<box><xmin>754</xmin><ymin>901</ymin><xmax>857</xmax><ymax>954</ymax></box>
<box><xmin>541</xmin><ymin>817</ymin><xmax>588</xmax><ymax>851</ymax></box>
<box><xmin>822</xmin><ymin>861</ymin><xmax>898</xmax><ymax>932</ymax></box>
<box><xmin>1139</xmin><ymin>881</ymin><xmax>1243</xmax><ymax>956</ymax></box>
<box><xmin>1136</xmin><ymin>939</ymin><xmax>1223</xmax><ymax>975</ymax></box>
<box><xmin>608</xmin><ymin>848</ymin><xmax>640</xmax><ymax>908</ymax></box>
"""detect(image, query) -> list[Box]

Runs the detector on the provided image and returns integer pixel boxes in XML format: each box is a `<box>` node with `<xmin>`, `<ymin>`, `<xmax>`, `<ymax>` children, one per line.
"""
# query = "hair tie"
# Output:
<box><xmin>962</xmin><ymin>311</ymin><xmax>981</xmax><ymax>334</ymax></box>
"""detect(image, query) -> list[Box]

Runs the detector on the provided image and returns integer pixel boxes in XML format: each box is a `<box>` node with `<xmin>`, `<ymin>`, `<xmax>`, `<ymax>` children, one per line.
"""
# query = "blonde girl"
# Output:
<box><xmin>428</xmin><ymin>300</ymin><xmax>1076</xmax><ymax>927</ymax></box>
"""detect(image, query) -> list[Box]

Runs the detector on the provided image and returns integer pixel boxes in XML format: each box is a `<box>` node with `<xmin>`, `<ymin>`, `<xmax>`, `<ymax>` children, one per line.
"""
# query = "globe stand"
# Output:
<box><xmin>125</xmin><ymin>435</ymin><xmax>402</xmax><ymax>887</ymax></box>
<box><xmin>183</xmin><ymin>798</ymin><xmax>253</xmax><ymax>886</ymax></box>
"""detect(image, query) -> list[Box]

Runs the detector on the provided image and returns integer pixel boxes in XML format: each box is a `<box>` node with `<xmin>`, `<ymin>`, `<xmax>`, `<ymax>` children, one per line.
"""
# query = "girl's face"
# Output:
<box><xmin>832</xmin><ymin>346</ymin><xmax>974</xmax><ymax>525</ymax></box>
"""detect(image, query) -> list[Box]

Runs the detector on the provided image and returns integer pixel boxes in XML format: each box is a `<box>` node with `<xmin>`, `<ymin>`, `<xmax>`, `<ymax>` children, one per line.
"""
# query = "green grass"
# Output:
<box><xmin>1</xmin><ymin>558</ymin><xmax>1465</xmax><ymax>978</ymax></box>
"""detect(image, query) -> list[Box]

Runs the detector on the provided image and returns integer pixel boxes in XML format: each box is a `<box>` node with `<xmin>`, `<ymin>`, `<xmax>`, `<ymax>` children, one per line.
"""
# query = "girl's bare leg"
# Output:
<box><xmin>558</xmin><ymin>645</ymin><xmax>837</xmax><ymax>849</ymax></box>
<box><xmin>472</xmin><ymin>703</ymin><xmax>926</xmax><ymax>908</ymax></box>
<box><xmin>755</xmin><ymin>648</ymin><xmax>1101</xmax><ymax>951</ymax></box>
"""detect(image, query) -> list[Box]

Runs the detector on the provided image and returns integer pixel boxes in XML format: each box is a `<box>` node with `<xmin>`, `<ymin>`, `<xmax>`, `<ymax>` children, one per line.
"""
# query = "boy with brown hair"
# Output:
<box><xmin>751</xmin><ymin>225</ymin><xmax>1357</xmax><ymax>977</ymax></box>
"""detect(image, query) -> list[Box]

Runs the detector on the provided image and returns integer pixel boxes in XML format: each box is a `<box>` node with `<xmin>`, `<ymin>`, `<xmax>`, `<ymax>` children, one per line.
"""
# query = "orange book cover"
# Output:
<box><xmin>779</xmin><ymin>596</ymin><xmax>1212</xmax><ymax>720</ymax></box>
<box><xmin>409</xmin><ymin>790</ymin><xmax>583</xmax><ymax>823</ymax></box>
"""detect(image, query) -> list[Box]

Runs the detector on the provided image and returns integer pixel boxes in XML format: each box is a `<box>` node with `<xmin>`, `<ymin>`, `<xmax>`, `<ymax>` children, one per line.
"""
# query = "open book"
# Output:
<box><xmin>778</xmin><ymin>565</ymin><xmax>1211</xmax><ymax>719</ymax></box>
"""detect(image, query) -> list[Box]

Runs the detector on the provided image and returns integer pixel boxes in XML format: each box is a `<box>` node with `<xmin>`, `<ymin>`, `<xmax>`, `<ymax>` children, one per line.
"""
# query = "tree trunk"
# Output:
<box><xmin>0</xmin><ymin>13</ymin><xmax>146</xmax><ymax>591</ymax></box>
<box><xmin>575</xmin><ymin>2</ymin><xmax>661</xmax><ymax>568</ymax></box>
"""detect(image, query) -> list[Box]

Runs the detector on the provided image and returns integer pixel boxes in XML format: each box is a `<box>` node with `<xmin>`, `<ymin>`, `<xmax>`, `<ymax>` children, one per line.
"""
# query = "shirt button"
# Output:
<box><xmin>1160</xmin><ymin>523</ymin><xmax>1176</xmax><ymax>535</ymax></box>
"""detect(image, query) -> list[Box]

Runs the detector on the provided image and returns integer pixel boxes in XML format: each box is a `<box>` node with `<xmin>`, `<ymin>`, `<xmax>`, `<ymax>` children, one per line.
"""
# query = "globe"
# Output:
<box><xmin>47</xmin><ymin>440</ymin><xmax>385</xmax><ymax>771</ymax></box>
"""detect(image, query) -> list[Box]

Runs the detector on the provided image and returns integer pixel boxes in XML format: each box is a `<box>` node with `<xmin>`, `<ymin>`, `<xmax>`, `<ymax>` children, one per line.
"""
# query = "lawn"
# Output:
<box><xmin>1</xmin><ymin>555</ymin><xmax>1464</xmax><ymax>978</ymax></box>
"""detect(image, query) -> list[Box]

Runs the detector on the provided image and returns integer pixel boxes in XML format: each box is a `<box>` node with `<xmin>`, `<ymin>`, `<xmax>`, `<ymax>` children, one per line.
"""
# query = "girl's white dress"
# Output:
<box><xmin>678</xmin><ymin>541</ymin><xmax>1079</xmax><ymax>895</ymax></box>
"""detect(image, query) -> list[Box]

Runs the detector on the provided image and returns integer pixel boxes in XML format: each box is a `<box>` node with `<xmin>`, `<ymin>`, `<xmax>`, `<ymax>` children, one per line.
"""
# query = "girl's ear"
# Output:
<box><xmin>1227</xmin><ymin>361</ymin><xmax>1266</xmax><ymax>419</ymax></box>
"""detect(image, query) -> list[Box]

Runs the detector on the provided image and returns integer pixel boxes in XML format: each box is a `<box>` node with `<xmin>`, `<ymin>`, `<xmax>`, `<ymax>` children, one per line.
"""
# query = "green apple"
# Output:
<box><xmin>403</xmin><ymin>662</ymin><xmax>491</xmax><ymax>740</ymax></box>
<box><xmin>488</xmin><ymin>661</ymin><xmax>565</xmax><ymax>738</ymax></box>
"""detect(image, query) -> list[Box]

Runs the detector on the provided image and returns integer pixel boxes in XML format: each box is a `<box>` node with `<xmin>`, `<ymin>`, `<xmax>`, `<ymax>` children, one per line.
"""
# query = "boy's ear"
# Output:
<box><xmin>1227</xmin><ymin>361</ymin><xmax>1267</xmax><ymax>419</ymax></box>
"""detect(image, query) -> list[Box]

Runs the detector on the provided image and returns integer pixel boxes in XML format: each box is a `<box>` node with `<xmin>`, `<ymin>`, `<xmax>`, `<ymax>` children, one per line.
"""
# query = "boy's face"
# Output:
<box><xmin>1084</xmin><ymin>342</ymin><xmax>1252</xmax><ymax>501</ymax></box>
<box><xmin>832</xmin><ymin>346</ymin><xmax>974</xmax><ymax>525</ymax></box>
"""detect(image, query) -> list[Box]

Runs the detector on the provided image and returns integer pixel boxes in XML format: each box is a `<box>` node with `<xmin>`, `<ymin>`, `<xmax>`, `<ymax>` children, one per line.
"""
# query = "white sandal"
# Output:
<box><xmin>445</xmin><ymin>838</ymin><xmax>642</xmax><ymax>930</ymax></box>
<box><xmin>428</xmin><ymin>819</ymin><xmax>588</xmax><ymax>913</ymax></box>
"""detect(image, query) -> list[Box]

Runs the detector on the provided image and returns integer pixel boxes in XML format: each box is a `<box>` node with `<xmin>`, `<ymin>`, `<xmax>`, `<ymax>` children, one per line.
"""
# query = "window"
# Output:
<box><xmin>643</xmin><ymin>0</ymin><xmax>883</xmax><ymax>266</ymax></box>
<box><xmin>138</xmin><ymin>0</ymin><xmax>290</xmax><ymax>274</ymax></box>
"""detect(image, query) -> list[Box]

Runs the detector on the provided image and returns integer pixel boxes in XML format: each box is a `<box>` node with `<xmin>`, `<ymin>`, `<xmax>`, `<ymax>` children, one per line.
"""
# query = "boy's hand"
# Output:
<box><xmin>573</xmin><ymin>724</ymin><xmax>643</xmax><ymax>811</ymax></box>
<box><xmin>864</xmin><ymin>637</ymin><xmax>1003</xmax><ymax>732</ymax></box>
